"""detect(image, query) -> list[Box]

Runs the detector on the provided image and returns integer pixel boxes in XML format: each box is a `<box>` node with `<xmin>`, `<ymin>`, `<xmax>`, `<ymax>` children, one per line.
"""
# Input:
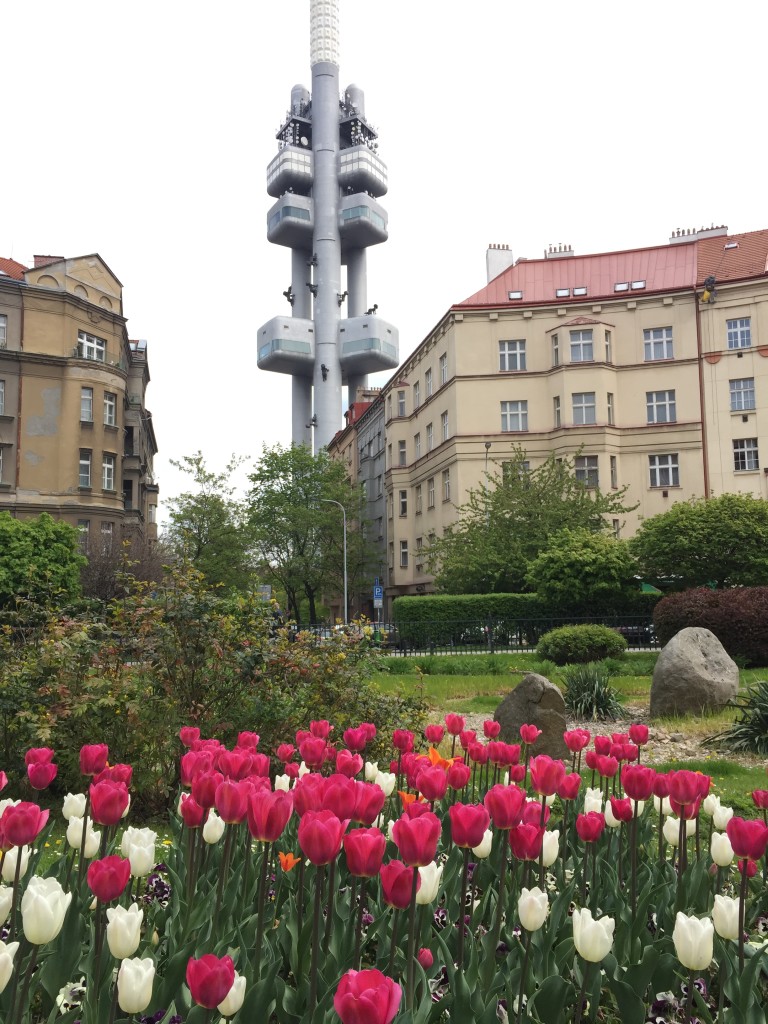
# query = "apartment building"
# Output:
<box><xmin>351</xmin><ymin>226</ymin><xmax>766</xmax><ymax>614</ymax></box>
<box><xmin>0</xmin><ymin>253</ymin><xmax>159</xmax><ymax>551</ymax></box>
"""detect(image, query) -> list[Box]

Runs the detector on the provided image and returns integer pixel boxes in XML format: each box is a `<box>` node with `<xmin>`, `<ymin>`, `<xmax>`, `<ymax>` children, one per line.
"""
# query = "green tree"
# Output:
<box><xmin>525</xmin><ymin>527</ymin><xmax>639</xmax><ymax>611</ymax></box>
<box><xmin>246</xmin><ymin>444</ymin><xmax>373</xmax><ymax>624</ymax></box>
<box><xmin>630</xmin><ymin>492</ymin><xmax>768</xmax><ymax>589</ymax></box>
<box><xmin>428</xmin><ymin>447</ymin><xmax>636</xmax><ymax>594</ymax></box>
<box><xmin>165</xmin><ymin>453</ymin><xmax>255</xmax><ymax>592</ymax></box>
<box><xmin>0</xmin><ymin>512</ymin><xmax>84</xmax><ymax>607</ymax></box>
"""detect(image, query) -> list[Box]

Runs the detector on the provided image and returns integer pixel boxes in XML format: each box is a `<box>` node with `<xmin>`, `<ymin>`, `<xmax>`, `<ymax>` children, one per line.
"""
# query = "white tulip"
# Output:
<box><xmin>713</xmin><ymin>805</ymin><xmax>734</xmax><ymax>832</ymax></box>
<box><xmin>21</xmin><ymin>876</ymin><xmax>72</xmax><ymax>944</ymax></box>
<box><xmin>66</xmin><ymin>817</ymin><xmax>100</xmax><ymax>859</ymax></box>
<box><xmin>374</xmin><ymin>771</ymin><xmax>397</xmax><ymax>797</ymax></box>
<box><xmin>663</xmin><ymin>815</ymin><xmax>695</xmax><ymax>846</ymax></box>
<box><xmin>542</xmin><ymin>829</ymin><xmax>560</xmax><ymax>868</ymax></box>
<box><xmin>106</xmin><ymin>904</ymin><xmax>144</xmax><ymax>959</ymax></box>
<box><xmin>121</xmin><ymin>795</ymin><xmax>132</xmax><ymax>819</ymax></box>
<box><xmin>0</xmin><ymin>887</ymin><xmax>13</xmax><ymax>925</ymax></box>
<box><xmin>364</xmin><ymin>761</ymin><xmax>379</xmax><ymax>782</ymax></box>
<box><xmin>0</xmin><ymin>939</ymin><xmax>19</xmax><ymax>994</ymax></box>
<box><xmin>713</xmin><ymin>895</ymin><xmax>740</xmax><ymax>941</ymax></box>
<box><xmin>572</xmin><ymin>907</ymin><xmax>615</xmax><ymax>962</ymax></box>
<box><xmin>121</xmin><ymin>827</ymin><xmax>157</xmax><ymax>877</ymax></box>
<box><xmin>518</xmin><ymin>886</ymin><xmax>549</xmax><ymax>932</ymax></box>
<box><xmin>203</xmin><ymin>810</ymin><xmax>225</xmax><ymax>844</ymax></box>
<box><xmin>0</xmin><ymin>799</ymin><xmax>19</xmax><ymax>819</ymax></box>
<box><xmin>472</xmin><ymin>829</ymin><xmax>493</xmax><ymax>860</ymax></box>
<box><xmin>583</xmin><ymin>788</ymin><xmax>603</xmax><ymax>814</ymax></box>
<box><xmin>117</xmin><ymin>957</ymin><xmax>155</xmax><ymax>1014</ymax></box>
<box><xmin>415</xmin><ymin>861</ymin><xmax>443</xmax><ymax>905</ymax></box>
<box><xmin>710</xmin><ymin>831</ymin><xmax>734</xmax><ymax>867</ymax></box>
<box><xmin>386</xmin><ymin>819</ymin><xmax>396</xmax><ymax>842</ymax></box>
<box><xmin>604</xmin><ymin>804</ymin><xmax>623</xmax><ymax>829</ymax></box>
<box><xmin>274</xmin><ymin>774</ymin><xmax>291</xmax><ymax>792</ymax></box>
<box><xmin>297</xmin><ymin>762</ymin><xmax>310</xmax><ymax>778</ymax></box>
<box><xmin>61</xmin><ymin>793</ymin><xmax>87</xmax><ymax>821</ymax></box>
<box><xmin>653</xmin><ymin>795</ymin><xmax>673</xmax><ymax>817</ymax></box>
<box><xmin>2</xmin><ymin>846</ymin><xmax>31</xmax><ymax>883</ymax></box>
<box><xmin>702</xmin><ymin>794</ymin><xmax>721</xmax><ymax>818</ymax></box>
<box><xmin>673</xmin><ymin>912</ymin><xmax>713</xmax><ymax>970</ymax></box>
<box><xmin>217</xmin><ymin>971</ymin><xmax>247</xmax><ymax>1016</ymax></box>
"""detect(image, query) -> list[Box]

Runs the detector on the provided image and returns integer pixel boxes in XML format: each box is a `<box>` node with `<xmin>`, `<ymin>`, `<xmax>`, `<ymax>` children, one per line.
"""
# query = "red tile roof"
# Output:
<box><xmin>0</xmin><ymin>257</ymin><xmax>28</xmax><ymax>280</ymax></box>
<box><xmin>456</xmin><ymin>229</ymin><xmax>768</xmax><ymax>309</ymax></box>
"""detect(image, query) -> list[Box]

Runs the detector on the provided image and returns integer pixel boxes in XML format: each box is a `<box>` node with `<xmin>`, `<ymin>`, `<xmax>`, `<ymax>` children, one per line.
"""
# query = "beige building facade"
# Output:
<box><xmin>0</xmin><ymin>254</ymin><xmax>159</xmax><ymax>552</ymax></box>
<box><xmin>329</xmin><ymin>227</ymin><xmax>768</xmax><ymax>616</ymax></box>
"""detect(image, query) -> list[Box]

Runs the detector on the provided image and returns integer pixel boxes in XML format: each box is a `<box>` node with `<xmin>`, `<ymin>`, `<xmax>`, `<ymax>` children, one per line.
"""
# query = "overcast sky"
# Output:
<box><xmin>2</xmin><ymin>1</ymin><xmax>763</xmax><ymax>519</ymax></box>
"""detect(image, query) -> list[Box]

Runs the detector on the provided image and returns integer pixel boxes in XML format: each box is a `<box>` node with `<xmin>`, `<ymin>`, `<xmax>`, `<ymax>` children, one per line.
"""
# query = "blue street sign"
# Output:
<box><xmin>374</xmin><ymin>577</ymin><xmax>380</xmax><ymax>586</ymax></box>
<box><xmin>373</xmin><ymin>585</ymin><xmax>384</xmax><ymax>600</ymax></box>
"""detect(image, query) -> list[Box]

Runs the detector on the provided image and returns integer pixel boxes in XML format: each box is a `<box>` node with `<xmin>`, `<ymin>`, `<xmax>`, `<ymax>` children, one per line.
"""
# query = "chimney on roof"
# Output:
<box><xmin>544</xmin><ymin>243</ymin><xmax>575</xmax><ymax>259</ymax></box>
<box><xmin>486</xmin><ymin>243</ymin><xmax>515</xmax><ymax>283</ymax></box>
<box><xmin>668</xmin><ymin>225</ymin><xmax>728</xmax><ymax>245</ymax></box>
<box><xmin>33</xmin><ymin>255</ymin><xmax>64</xmax><ymax>268</ymax></box>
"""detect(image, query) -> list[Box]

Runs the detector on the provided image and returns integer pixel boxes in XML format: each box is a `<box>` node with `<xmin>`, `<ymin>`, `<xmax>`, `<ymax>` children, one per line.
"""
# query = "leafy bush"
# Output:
<box><xmin>561</xmin><ymin>662</ymin><xmax>624</xmax><ymax>721</ymax></box>
<box><xmin>536</xmin><ymin>624</ymin><xmax>627</xmax><ymax>665</ymax></box>
<box><xmin>710</xmin><ymin>680</ymin><xmax>768</xmax><ymax>755</ymax></box>
<box><xmin>653</xmin><ymin>587</ymin><xmax>768</xmax><ymax>666</ymax></box>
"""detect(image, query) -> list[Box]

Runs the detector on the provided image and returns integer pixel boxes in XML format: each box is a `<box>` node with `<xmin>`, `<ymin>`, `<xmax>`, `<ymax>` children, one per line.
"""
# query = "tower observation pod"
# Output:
<box><xmin>256</xmin><ymin>0</ymin><xmax>399</xmax><ymax>452</ymax></box>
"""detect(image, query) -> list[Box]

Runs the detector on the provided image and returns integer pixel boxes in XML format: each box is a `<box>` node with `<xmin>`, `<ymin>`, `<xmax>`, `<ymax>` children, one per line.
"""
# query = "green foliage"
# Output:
<box><xmin>0</xmin><ymin>512</ymin><xmax>84</xmax><ymax>607</ymax></box>
<box><xmin>631</xmin><ymin>493</ymin><xmax>768</xmax><ymax>590</ymax></box>
<box><xmin>247</xmin><ymin>444</ymin><xmax>376</xmax><ymax>624</ymax></box>
<box><xmin>428</xmin><ymin>447</ymin><xmax>637</xmax><ymax>594</ymax></box>
<box><xmin>710</xmin><ymin>680</ymin><xmax>768</xmax><ymax>755</ymax></box>
<box><xmin>561</xmin><ymin>662</ymin><xmax>624</xmax><ymax>720</ymax></box>
<box><xmin>537</xmin><ymin>624</ymin><xmax>627</xmax><ymax>665</ymax></box>
<box><xmin>165</xmin><ymin>452</ymin><xmax>256</xmax><ymax>593</ymax></box>
<box><xmin>525</xmin><ymin>528</ymin><xmax>638</xmax><ymax>612</ymax></box>
<box><xmin>653</xmin><ymin>587</ymin><xmax>768</xmax><ymax>666</ymax></box>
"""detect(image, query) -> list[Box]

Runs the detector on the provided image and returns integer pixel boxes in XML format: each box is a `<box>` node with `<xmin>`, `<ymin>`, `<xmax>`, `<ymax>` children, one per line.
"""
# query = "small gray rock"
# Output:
<box><xmin>494</xmin><ymin>673</ymin><xmax>569</xmax><ymax>760</ymax></box>
<box><xmin>650</xmin><ymin>627</ymin><xmax>739</xmax><ymax>718</ymax></box>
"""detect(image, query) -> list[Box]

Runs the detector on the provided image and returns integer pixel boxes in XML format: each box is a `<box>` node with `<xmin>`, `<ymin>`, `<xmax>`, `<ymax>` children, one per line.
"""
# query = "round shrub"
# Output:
<box><xmin>653</xmin><ymin>587</ymin><xmax>768</xmax><ymax>666</ymax></box>
<box><xmin>536</xmin><ymin>624</ymin><xmax>627</xmax><ymax>665</ymax></box>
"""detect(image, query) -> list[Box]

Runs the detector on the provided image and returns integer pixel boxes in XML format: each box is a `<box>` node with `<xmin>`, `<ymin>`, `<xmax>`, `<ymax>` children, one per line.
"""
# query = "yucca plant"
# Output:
<box><xmin>561</xmin><ymin>661</ymin><xmax>624</xmax><ymax>721</ymax></box>
<box><xmin>710</xmin><ymin>679</ymin><xmax>768</xmax><ymax>754</ymax></box>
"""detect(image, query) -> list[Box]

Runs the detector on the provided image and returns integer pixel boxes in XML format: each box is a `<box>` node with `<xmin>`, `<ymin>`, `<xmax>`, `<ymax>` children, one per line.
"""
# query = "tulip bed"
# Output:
<box><xmin>1</xmin><ymin>721</ymin><xmax>768</xmax><ymax>1024</ymax></box>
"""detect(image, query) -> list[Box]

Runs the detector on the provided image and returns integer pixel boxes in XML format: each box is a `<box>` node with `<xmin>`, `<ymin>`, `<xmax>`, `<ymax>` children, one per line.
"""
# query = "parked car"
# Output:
<box><xmin>614</xmin><ymin>623</ymin><xmax>656</xmax><ymax>646</ymax></box>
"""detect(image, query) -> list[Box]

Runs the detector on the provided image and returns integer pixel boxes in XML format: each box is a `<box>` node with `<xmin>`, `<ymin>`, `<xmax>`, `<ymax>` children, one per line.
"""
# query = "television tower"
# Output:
<box><xmin>256</xmin><ymin>0</ymin><xmax>399</xmax><ymax>452</ymax></box>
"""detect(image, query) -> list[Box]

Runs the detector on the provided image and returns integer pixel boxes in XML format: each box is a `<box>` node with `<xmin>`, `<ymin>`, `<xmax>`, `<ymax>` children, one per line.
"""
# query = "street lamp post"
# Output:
<box><xmin>320</xmin><ymin>498</ymin><xmax>348</xmax><ymax>625</ymax></box>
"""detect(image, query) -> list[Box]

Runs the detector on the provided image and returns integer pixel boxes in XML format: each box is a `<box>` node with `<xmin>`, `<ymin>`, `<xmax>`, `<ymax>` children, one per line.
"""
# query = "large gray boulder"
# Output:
<box><xmin>650</xmin><ymin>627</ymin><xmax>739</xmax><ymax>717</ymax></box>
<box><xmin>494</xmin><ymin>673</ymin><xmax>569</xmax><ymax>760</ymax></box>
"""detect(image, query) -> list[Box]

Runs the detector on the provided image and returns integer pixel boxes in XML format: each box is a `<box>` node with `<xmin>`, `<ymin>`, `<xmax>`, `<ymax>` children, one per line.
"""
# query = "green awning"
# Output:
<box><xmin>640</xmin><ymin>582</ymin><xmax>663</xmax><ymax>594</ymax></box>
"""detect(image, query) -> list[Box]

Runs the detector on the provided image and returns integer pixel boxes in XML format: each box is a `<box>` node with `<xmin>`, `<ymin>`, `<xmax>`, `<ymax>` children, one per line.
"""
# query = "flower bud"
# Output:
<box><xmin>66</xmin><ymin>817</ymin><xmax>100</xmax><ymax>859</ymax></box>
<box><xmin>710</xmin><ymin>831</ymin><xmax>734</xmax><ymax>867</ymax></box>
<box><xmin>572</xmin><ymin>907</ymin><xmax>615</xmax><ymax>962</ymax></box>
<box><xmin>518</xmin><ymin>886</ymin><xmax>549</xmax><ymax>932</ymax></box>
<box><xmin>541</xmin><ymin>829</ymin><xmax>560</xmax><ymax>867</ymax></box>
<box><xmin>21</xmin><ymin>876</ymin><xmax>72</xmax><ymax>945</ymax></box>
<box><xmin>415</xmin><ymin>861</ymin><xmax>443</xmax><ymax>906</ymax></box>
<box><xmin>673</xmin><ymin>912</ymin><xmax>713</xmax><ymax>971</ymax></box>
<box><xmin>0</xmin><ymin>939</ymin><xmax>20</xmax><ymax>995</ymax></box>
<box><xmin>472</xmin><ymin>829</ymin><xmax>493</xmax><ymax>860</ymax></box>
<box><xmin>117</xmin><ymin>957</ymin><xmax>155</xmax><ymax>1014</ymax></box>
<box><xmin>217</xmin><ymin>972</ymin><xmax>247</xmax><ymax>1017</ymax></box>
<box><xmin>203</xmin><ymin>809</ymin><xmax>225</xmax><ymax>844</ymax></box>
<box><xmin>106</xmin><ymin>904</ymin><xmax>143</xmax><ymax>959</ymax></box>
<box><xmin>61</xmin><ymin>793</ymin><xmax>87</xmax><ymax>821</ymax></box>
<box><xmin>712</xmin><ymin>895</ymin><xmax>740</xmax><ymax>941</ymax></box>
<box><xmin>1</xmin><ymin>846</ymin><xmax>30</xmax><ymax>884</ymax></box>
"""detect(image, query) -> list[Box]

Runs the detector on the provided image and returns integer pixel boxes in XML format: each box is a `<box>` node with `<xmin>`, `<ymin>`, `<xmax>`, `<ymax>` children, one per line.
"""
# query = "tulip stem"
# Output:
<box><xmin>13</xmin><ymin>943</ymin><xmax>39</xmax><ymax>1024</ymax></box>
<box><xmin>297</xmin><ymin>859</ymin><xmax>305</xmax><ymax>935</ymax></box>
<box><xmin>308</xmin><ymin>864</ymin><xmax>325</xmax><ymax>1016</ymax></box>
<box><xmin>456</xmin><ymin>847</ymin><xmax>471</xmax><ymax>973</ymax></box>
<box><xmin>212</xmin><ymin>826</ymin><xmax>234</xmax><ymax>938</ymax></box>
<box><xmin>683</xmin><ymin>968</ymin><xmax>694</xmax><ymax>1024</ymax></box>
<box><xmin>353</xmin><ymin>877</ymin><xmax>366</xmax><ymax>968</ymax></box>
<box><xmin>630</xmin><ymin>802</ymin><xmax>639</xmax><ymax>917</ymax></box>
<box><xmin>106</xmin><ymin>973</ymin><xmax>119</xmax><ymax>1024</ymax></box>
<box><xmin>388</xmin><ymin>909</ymin><xmax>400</xmax><ymax>976</ymax></box>
<box><xmin>78</xmin><ymin>792</ymin><xmax>92</xmax><ymax>883</ymax></box>
<box><xmin>516</xmin><ymin>929</ymin><xmax>531</xmax><ymax>1024</ymax></box>
<box><xmin>573</xmin><ymin>960</ymin><xmax>591</xmax><ymax>1024</ymax></box>
<box><xmin>253</xmin><ymin>841</ymin><xmax>272</xmax><ymax>981</ymax></box>
<box><xmin>738</xmin><ymin>859</ymin><xmax>748</xmax><ymax>972</ymax></box>
<box><xmin>323</xmin><ymin>859</ymin><xmax>337</xmax><ymax>955</ymax></box>
<box><xmin>405</xmin><ymin>864</ymin><xmax>420</xmax><ymax>1010</ymax></box>
<box><xmin>8</xmin><ymin>844</ymin><xmax>22</xmax><ymax>941</ymax></box>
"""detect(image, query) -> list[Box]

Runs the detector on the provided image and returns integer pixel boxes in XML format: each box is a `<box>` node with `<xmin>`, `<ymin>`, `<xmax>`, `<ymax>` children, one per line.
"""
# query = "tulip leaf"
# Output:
<box><xmin>239</xmin><ymin>961</ymin><xmax>280</xmax><ymax>1021</ymax></box>
<box><xmin>36</xmin><ymin>903</ymin><xmax>87</xmax><ymax>1004</ymax></box>
<box><xmin>527</xmin><ymin>975</ymin><xmax>574</xmax><ymax>1020</ymax></box>
<box><xmin>605</xmin><ymin>972</ymin><xmax>646</xmax><ymax>1024</ymax></box>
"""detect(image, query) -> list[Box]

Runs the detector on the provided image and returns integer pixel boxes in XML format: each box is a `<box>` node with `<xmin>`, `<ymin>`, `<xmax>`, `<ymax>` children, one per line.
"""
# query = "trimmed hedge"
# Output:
<box><xmin>393</xmin><ymin>594</ymin><xmax>545</xmax><ymax>623</ymax></box>
<box><xmin>653</xmin><ymin>587</ymin><xmax>768</xmax><ymax>666</ymax></box>
<box><xmin>536</xmin><ymin>624</ymin><xmax>628</xmax><ymax>665</ymax></box>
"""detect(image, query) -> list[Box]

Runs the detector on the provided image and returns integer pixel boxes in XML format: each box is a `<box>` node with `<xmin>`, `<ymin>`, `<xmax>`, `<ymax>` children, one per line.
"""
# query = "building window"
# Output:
<box><xmin>415</xmin><ymin>536</ymin><xmax>423</xmax><ymax>570</ymax></box>
<box><xmin>79</xmin><ymin>450</ymin><xmax>92</xmax><ymax>488</ymax></box>
<box><xmin>612</xmin><ymin>519</ymin><xmax>620</xmax><ymax>539</ymax></box>
<box><xmin>441</xmin><ymin>410</ymin><xmax>449</xmax><ymax>441</ymax></box>
<box><xmin>649</xmin><ymin>453</ymin><xmax>679</xmax><ymax>488</ymax></box>
<box><xmin>610</xmin><ymin>455</ymin><xmax>618</xmax><ymax>489</ymax></box>
<box><xmin>427</xmin><ymin>477</ymin><xmax>435</xmax><ymax>508</ymax></box>
<box><xmin>442</xmin><ymin>468</ymin><xmax>451</xmax><ymax>501</ymax></box>
<box><xmin>646</xmin><ymin>390</ymin><xmax>676</xmax><ymax>424</ymax></box>
<box><xmin>388</xmin><ymin>542</ymin><xmax>394</xmax><ymax>569</ymax></box>
<box><xmin>575</xmin><ymin>455</ymin><xmax>599</xmax><ymax>487</ymax></box>
<box><xmin>77</xmin><ymin>331</ymin><xmax>106</xmax><ymax>362</ymax></box>
<box><xmin>398</xmin><ymin>440</ymin><xmax>407</xmax><ymax>466</ymax></box>
<box><xmin>100</xmin><ymin>522</ymin><xmax>114</xmax><ymax>555</ymax></box>
<box><xmin>551</xmin><ymin>334</ymin><xmax>559</xmax><ymax>367</ymax></box>
<box><xmin>570</xmin><ymin>329</ymin><xmax>594</xmax><ymax>362</ymax></box>
<box><xmin>439</xmin><ymin>353</ymin><xmax>448</xmax><ymax>385</ymax></box>
<box><xmin>426</xmin><ymin>423</ymin><xmax>434</xmax><ymax>451</ymax></box>
<box><xmin>414</xmin><ymin>432</ymin><xmax>421</xmax><ymax>459</ymax></box>
<box><xmin>413</xmin><ymin>381</ymin><xmax>420</xmax><ymax>409</ymax></box>
<box><xmin>387</xmin><ymin>443</ymin><xmax>392</xmax><ymax>468</ymax></box>
<box><xmin>387</xmin><ymin>395</ymin><xmax>392</xmax><ymax>420</ymax></box>
<box><xmin>415</xmin><ymin>484</ymin><xmax>423</xmax><ymax>513</ymax></box>
<box><xmin>425</xmin><ymin>368</ymin><xmax>433</xmax><ymax>398</ymax></box>
<box><xmin>733</xmin><ymin>438</ymin><xmax>759</xmax><ymax>471</ymax></box>
<box><xmin>730</xmin><ymin>378</ymin><xmax>755</xmax><ymax>411</ymax></box>
<box><xmin>502</xmin><ymin>460</ymin><xmax>530</xmax><ymax>482</ymax></box>
<box><xmin>80</xmin><ymin>387</ymin><xmax>94</xmax><ymax>423</ymax></box>
<box><xmin>553</xmin><ymin>396</ymin><xmax>561</xmax><ymax>428</ymax></box>
<box><xmin>387</xmin><ymin>494</ymin><xmax>393</xmax><ymax>519</ymax></box>
<box><xmin>148</xmin><ymin>505</ymin><xmax>156</xmax><ymax>524</ymax></box>
<box><xmin>77</xmin><ymin>519</ymin><xmax>90</xmax><ymax>553</ymax></box>
<box><xmin>0</xmin><ymin>314</ymin><xmax>6</xmax><ymax>348</ymax></box>
<box><xmin>0</xmin><ymin>379</ymin><xmax>4</xmax><ymax>416</ymax></box>
<box><xmin>501</xmin><ymin>400</ymin><xmax>528</xmax><ymax>432</ymax></box>
<box><xmin>104</xmin><ymin>392</ymin><xmax>117</xmax><ymax>427</ymax></box>
<box><xmin>377</xmin><ymin>475</ymin><xmax>382</xmax><ymax>497</ymax></box>
<box><xmin>399</xmin><ymin>489</ymin><xmax>408</xmax><ymax>516</ymax></box>
<box><xmin>572</xmin><ymin>392</ymin><xmax>596</xmax><ymax>425</ymax></box>
<box><xmin>727</xmin><ymin>317</ymin><xmax>752</xmax><ymax>350</ymax></box>
<box><xmin>607</xmin><ymin>393</ymin><xmax>615</xmax><ymax>425</ymax></box>
<box><xmin>102</xmin><ymin>453</ymin><xmax>116</xmax><ymax>491</ymax></box>
<box><xmin>499</xmin><ymin>340</ymin><xmax>526</xmax><ymax>372</ymax></box>
<box><xmin>604</xmin><ymin>330</ymin><xmax>612</xmax><ymax>363</ymax></box>
<box><xmin>643</xmin><ymin>326</ymin><xmax>673</xmax><ymax>361</ymax></box>
<box><xmin>400</xmin><ymin>540</ymin><xmax>409</xmax><ymax>568</ymax></box>
<box><xmin>397</xmin><ymin>391</ymin><xmax>406</xmax><ymax>417</ymax></box>
<box><xmin>0</xmin><ymin>447</ymin><xmax>3</xmax><ymax>482</ymax></box>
